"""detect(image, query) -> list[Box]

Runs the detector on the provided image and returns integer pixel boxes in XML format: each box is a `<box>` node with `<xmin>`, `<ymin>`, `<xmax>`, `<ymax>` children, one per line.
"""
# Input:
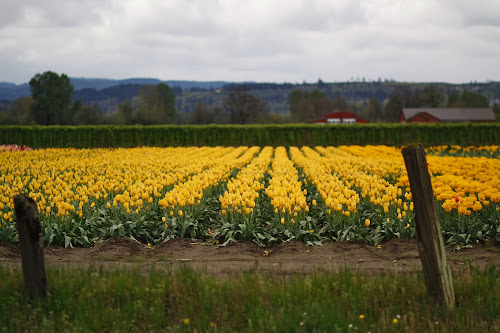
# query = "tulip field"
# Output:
<box><xmin>0</xmin><ymin>145</ymin><xmax>499</xmax><ymax>247</ymax></box>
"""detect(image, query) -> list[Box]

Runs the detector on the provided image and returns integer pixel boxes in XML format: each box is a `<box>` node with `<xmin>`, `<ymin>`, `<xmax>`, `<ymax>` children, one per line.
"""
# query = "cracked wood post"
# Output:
<box><xmin>14</xmin><ymin>194</ymin><xmax>47</xmax><ymax>300</ymax></box>
<box><xmin>402</xmin><ymin>145</ymin><xmax>455</xmax><ymax>308</ymax></box>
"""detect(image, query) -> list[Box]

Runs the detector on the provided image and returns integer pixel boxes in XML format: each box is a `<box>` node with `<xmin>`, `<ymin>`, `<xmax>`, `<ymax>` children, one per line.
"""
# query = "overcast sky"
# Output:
<box><xmin>1</xmin><ymin>0</ymin><xmax>499</xmax><ymax>84</ymax></box>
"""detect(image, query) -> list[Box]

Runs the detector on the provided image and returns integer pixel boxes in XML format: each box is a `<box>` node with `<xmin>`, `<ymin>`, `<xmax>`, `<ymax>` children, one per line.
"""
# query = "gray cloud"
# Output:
<box><xmin>0</xmin><ymin>0</ymin><xmax>499</xmax><ymax>84</ymax></box>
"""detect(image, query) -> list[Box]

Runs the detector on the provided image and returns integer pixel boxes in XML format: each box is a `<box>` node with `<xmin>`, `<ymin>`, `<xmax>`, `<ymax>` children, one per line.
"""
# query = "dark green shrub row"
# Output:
<box><xmin>0</xmin><ymin>123</ymin><xmax>498</xmax><ymax>148</ymax></box>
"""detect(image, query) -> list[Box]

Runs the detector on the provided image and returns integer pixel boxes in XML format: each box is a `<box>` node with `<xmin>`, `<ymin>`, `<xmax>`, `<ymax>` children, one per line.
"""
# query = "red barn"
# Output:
<box><xmin>314</xmin><ymin>112</ymin><xmax>369</xmax><ymax>124</ymax></box>
<box><xmin>400</xmin><ymin>108</ymin><xmax>495</xmax><ymax>123</ymax></box>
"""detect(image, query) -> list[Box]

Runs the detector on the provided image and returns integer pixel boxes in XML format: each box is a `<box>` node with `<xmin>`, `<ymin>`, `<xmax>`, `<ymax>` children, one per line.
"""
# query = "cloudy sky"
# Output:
<box><xmin>1</xmin><ymin>0</ymin><xmax>499</xmax><ymax>84</ymax></box>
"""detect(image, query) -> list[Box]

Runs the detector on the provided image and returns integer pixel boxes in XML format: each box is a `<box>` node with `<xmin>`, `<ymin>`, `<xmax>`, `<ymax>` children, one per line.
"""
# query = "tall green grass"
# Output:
<box><xmin>1</xmin><ymin>265</ymin><xmax>499</xmax><ymax>332</ymax></box>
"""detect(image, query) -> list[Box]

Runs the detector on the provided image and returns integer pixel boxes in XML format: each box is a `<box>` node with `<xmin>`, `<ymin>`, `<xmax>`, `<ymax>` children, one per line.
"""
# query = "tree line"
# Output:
<box><xmin>0</xmin><ymin>71</ymin><xmax>497</xmax><ymax>125</ymax></box>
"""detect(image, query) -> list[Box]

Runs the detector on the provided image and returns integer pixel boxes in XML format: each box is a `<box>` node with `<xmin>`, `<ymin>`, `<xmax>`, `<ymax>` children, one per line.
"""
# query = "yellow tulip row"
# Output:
<box><xmin>158</xmin><ymin>146</ymin><xmax>260</xmax><ymax>216</ymax></box>
<box><xmin>110</xmin><ymin>146</ymin><xmax>235</xmax><ymax>214</ymax></box>
<box><xmin>219</xmin><ymin>146</ymin><xmax>273</xmax><ymax>215</ymax></box>
<box><xmin>264</xmin><ymin>147</ymin><xmax>307</xmax><ymax>218</ymax></box>
<box><xmin>0</xmin><ymin>147</ymin><xmax>231</xmax><ymax>218</ymax></box>
<box><xmin>337</xmin><ymin>145</ymin><xmax>499</xmax><ymax>215</ymax></box>
<box><xmin>290</xmin><ymin>147</ymin><xmax>359</xmax><ymax>215</ymax></box>
<box><xmin>426</xmin><ymin>145</ymin><xmax>500</xmax><ymax>156</ymax></box>
<box><xmin>1</xmin><ymin>145</ymin><xmax>498</xmax><ymax>225</ymax></box>
<box><xmin>428</xmin><ymin>154</ymin><xmax>500</xmax><ymax>214</ymax></box>
<box><xmin>316</xmin><ymin>146</ymin><xmax>407</xmax><ymax>215</ymax></box>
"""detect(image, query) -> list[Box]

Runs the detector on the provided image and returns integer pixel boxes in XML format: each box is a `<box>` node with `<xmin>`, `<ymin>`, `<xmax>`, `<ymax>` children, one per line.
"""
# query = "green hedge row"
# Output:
<box><xmin>0</xmin><ymin>123</ymin><xmax>498</xmax><ymax>148</ymax></box>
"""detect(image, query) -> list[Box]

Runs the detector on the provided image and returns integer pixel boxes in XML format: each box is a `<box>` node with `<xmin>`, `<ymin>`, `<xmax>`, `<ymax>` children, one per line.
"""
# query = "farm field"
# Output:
<box><xmin>1</xmin><ymin>144</ymin><xmax>500</xmax><ymax>332</ymax></box>
<box><xmin>0</xmin><ymin>144</ymin><xmax>499</xmax><ymax>248</ymax></box>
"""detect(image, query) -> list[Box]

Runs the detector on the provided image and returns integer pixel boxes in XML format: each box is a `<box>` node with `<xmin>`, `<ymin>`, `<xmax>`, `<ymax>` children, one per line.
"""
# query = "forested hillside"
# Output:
<box><xmin>1</xmin><ymin>76</ymin><xmax>499</xmax><ymax>124</ymax></box>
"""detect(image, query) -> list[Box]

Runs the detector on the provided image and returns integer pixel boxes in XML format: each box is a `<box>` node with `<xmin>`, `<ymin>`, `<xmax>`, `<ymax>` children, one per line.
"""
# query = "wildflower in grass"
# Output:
<box><xmin>209</xmin><ymin>322</ymin><xmax>215</xmax><ymax>328</ymax></box>
<box><xmin>183</xmin><ymin>318</ymin><xmax>190</xmax><ymax>325</ymax></box>
<box><xmin>392</xmin><ymin>318</ymin><xmax>399</xmax><ymax>324</ymax></box>
<box><xmin>359</xmin><ymin>314</ymin><xmax>365</xmax><ymax>319</ymax></box>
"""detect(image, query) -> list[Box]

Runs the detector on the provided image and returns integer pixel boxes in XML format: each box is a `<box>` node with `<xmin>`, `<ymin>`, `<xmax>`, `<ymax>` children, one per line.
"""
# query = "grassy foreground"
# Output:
<box><xmin>1</xmin><ymin>265</ymin><xmax>499</xmax><ymax>332</ymax></box>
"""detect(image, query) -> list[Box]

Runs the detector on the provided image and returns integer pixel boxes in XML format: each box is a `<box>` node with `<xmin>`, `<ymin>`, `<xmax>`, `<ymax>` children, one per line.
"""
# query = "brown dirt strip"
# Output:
<box><xmin>1</xmin><ymin>238</ymin><xmax>499</xmax><ymax>276</ymax></box>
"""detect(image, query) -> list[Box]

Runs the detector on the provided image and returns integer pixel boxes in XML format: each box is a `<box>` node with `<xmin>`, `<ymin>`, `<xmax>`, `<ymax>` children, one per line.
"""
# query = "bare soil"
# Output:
<box><xmin>1</xmin><ymin>238</ymin><xmax>499</xmax><ymax>275</ymax></box>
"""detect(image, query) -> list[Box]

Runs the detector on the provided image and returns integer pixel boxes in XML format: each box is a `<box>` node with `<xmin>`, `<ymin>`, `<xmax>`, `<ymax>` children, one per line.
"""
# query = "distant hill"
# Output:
<box><xmin>0</xmin><ymin>78</ymin><xmax>235</xmax><ymax>102</ymax></box>
<box><xmin>69</xmin><ymin>78</ymin><xmax>234</xmax><ymax>91</ymax></box>
<box><xmin>1</xmin><ymin>77</ymin><xmax>499</xmax><ymax>115</ymax></box>
<box><xmin>177</xmin><ymin>81</ymin><xmax>500</xmax><ymax>114</ymax></box>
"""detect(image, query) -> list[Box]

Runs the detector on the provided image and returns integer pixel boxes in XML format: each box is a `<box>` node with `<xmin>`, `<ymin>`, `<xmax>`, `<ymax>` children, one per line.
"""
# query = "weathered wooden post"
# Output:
<box><xmin>402</xmin><ymin>145</ymin><xmax>455</xmax><ymax>308</ymax></box>
<box><xmin>14</xmin><ymin>194</ymin><xmax>47</xmax><ymax>300</ymax></box>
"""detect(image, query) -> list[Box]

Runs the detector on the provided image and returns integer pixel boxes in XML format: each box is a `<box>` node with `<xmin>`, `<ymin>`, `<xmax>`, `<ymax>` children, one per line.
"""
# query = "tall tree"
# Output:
<box><xmin>447</xmin><ymin>92</ymin><xmax>461</xmax><ymax>107</ymax></box>
<box><xmin>224</xmin><ymin>86</ymin><xmax>269</xmax><ymax>124</ymax></box>
<box><xmin>0</xmin><ymin>96</ymin><xmax>35</xmax><ymax>124</ymax></box>
<box><xmin>310</xmin><ymin>90</ymin><xmax>332</xmax><ymax>116</ymax></box>
<box><xmin>448</xmin><ymin>91</ymin><xmax>489</xmax><ymax>107</ymax></box>
<box><xmin>294</xmin><ymin>98</ymin><xmax>316</xmax><ymax>122</ymax></box>
<box><xmin>190</xmin><ymin>102</ymin><xmax>213</xmax><ymax>124</ymax></box>
<box><xmin>331</xmin><ymin>94</ymin><xmax>349</xmax><ymax>111</ymax></box>
<box><xmin>115</xmin><ymin>100</ymin><xmax>134</xmax><ymax>124</ymax></box>
<box><xmin>367</xmin><ymin>97</ymin><xmax>383</xmax><ymax>122</ymax></box>
<box><xmin>72</xmin><ymin>104</ymin><xmax>103</xmax><ymax>125</ymax></box>
<box><xmin>289</xmin><ymin>89</ymin><xmax>333</xmax><ymax>122</ymax></box>
<box><xmin>29</xmin><ymin>71</ymin><xmax>74</xmax><ymax>125</ymax></box>
<box><xmin>385</xmin><ymin>95</ymin><xmax>403</xmax><ymax>122</ymax></box>
<box><xmin>417</xmin><ymin>85</ymin><xmax>444</xmax><ymax>107</ymax></box>
<box><xmin>135</xmin><ymin>83</ymin><xmax>177</xmax><ymax>124</ymax></box>
<box><xmin>289</xmin><ymin>90</ymin><xmax>309</xmax><ymax>121</ymax></box>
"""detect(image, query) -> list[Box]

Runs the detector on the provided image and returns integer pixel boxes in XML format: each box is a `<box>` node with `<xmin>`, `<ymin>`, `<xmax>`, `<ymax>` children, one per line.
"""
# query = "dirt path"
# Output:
<box><xmin>1</xmin><ymin>238</ymin><xmax>499</xmax><ymax>275</ymax></box>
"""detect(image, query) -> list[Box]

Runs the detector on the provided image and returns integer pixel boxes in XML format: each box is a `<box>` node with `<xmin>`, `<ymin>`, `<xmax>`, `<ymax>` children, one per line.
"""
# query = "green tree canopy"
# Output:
<box><xmin>367</xmin><ymin>97</ymin><xmax>383</xmax><ymax>122</ymax></box>
<box><xmin>29</xmin><ymin>71</ymin><xmax>75</xmax><ymax>125</ymax></box>
<box><xmin>289</xmin><ymin>89</ymin><xmax>333</xmax><ymax>122</ymax></box>
<box><xmin>135</xmin><ymin>83</ymin><xmax>177</xmax><ymax>124</ymax></box>
<box><xmin>115</xmin><ymin>100</ymin><xmax>134</xmax><ymax>125</ymax></box>
<box><xmin>0</xmin><ymin>96</ymin><xmax>34</xmax><ymax>124</ymax></box>
<box><xmin>448</xmin><ymin>91</ymin><xmax>489</xmax><ymax>107</ymax></box>
<box><xmin>224</xmin><ymin>86</ymin><xmax>269</xmax><ymax>124</ymax></box>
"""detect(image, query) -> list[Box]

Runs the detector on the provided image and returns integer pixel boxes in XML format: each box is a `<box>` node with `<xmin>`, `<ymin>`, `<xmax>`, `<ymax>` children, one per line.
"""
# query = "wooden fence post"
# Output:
<box><xmin>402</xmin><ymin>145</ymin><xmax>455</xmax><ymax>308</ymax></box>
<box><xmin>14</xmin><ymin>194</ymin><xmax>47</xmax><ymax>300</ymax></box>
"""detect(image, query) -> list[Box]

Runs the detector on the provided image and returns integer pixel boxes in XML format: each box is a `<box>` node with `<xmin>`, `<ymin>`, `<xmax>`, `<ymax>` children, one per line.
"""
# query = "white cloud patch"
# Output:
<box><xmin>0</xmin><ymin>0</ymin><xmax>499</xmax><ymax>84</ymax></box>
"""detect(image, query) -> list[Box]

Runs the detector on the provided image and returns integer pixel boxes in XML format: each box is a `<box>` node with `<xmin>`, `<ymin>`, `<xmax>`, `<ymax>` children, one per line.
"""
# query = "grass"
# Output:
<box><xmin>1</xmin><ymin>265</ymin><xmax>499</xmax><ymax>332</ymax></box>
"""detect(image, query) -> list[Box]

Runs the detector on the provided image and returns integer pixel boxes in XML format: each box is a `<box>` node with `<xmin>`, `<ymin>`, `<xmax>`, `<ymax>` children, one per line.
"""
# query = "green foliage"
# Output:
<box><xmin>289</xmin><ymin>89</ymin><xmax>332</xmax><ymax>122</ymax></box>
<box><xmin>224</xmin><ymin>86</ymin><xmax>269</xmax><ymax>124</ymax></box>
<box><xmin>0</xmin><ymin>172</ymin><xmax>497</xmax><ymax>248</ymax></box>
<box><xmin>1</xmin><ymin>265</ymin><xmax>500</xmax><ymax>332</ymax></box>
<box><xmin>135</xmin><ymin>84</ymin><xmax>177</xmax><ymax>124</ymax></box>
<box><xmin>1</xmin><ymin>123</ymin><xmax>499</xmax><ymax>148</ymax></box>
<box><xmin>29</xmin><ymin>71</ymin><xmax>75</xmax><ymax>125</ymax></box>
<box><xmin>448</xmin><ymin>90</ymin><xmax>490</xmax><ymax>107</ymax></box>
